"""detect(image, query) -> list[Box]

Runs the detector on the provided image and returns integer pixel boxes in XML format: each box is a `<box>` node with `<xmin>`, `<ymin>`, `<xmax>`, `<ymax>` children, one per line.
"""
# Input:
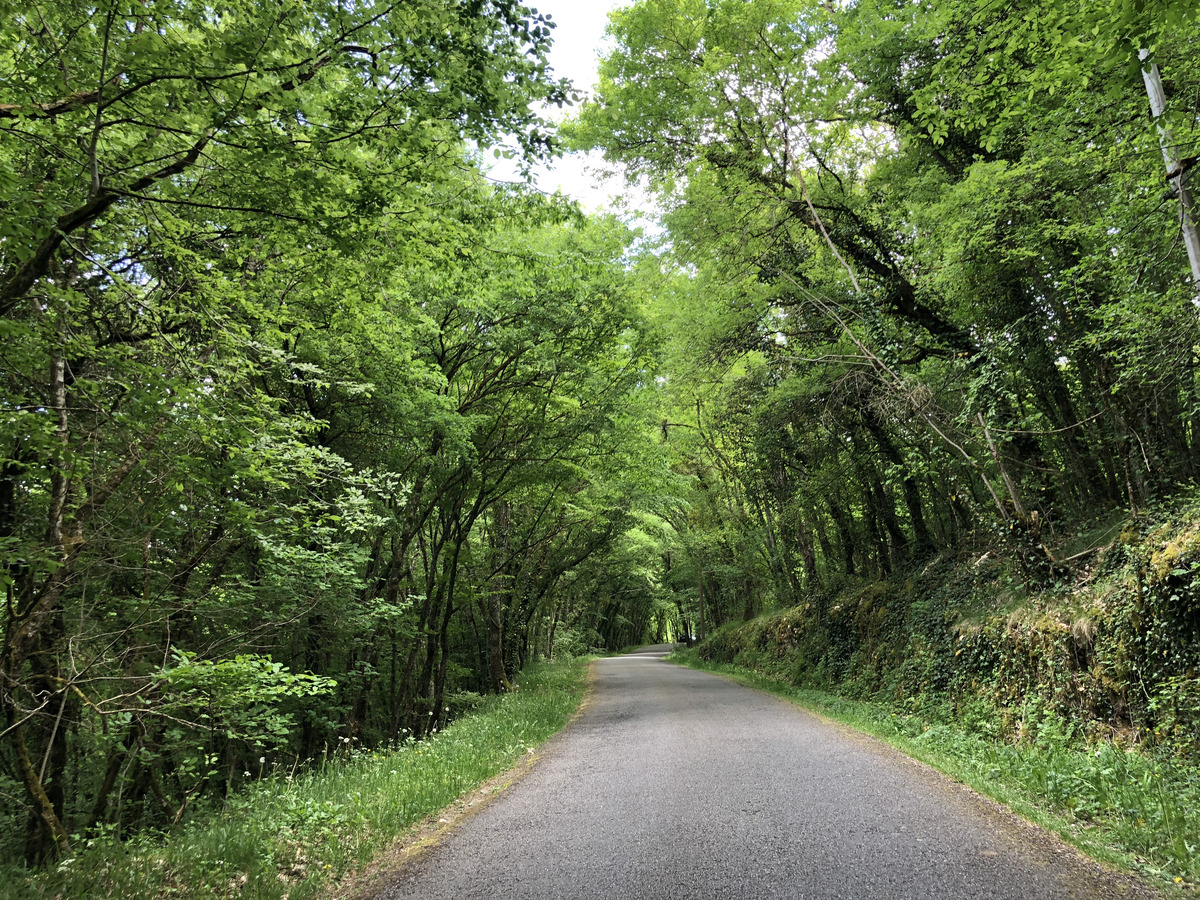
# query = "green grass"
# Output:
<box><xmin>2</xmin><ymin>657</ymin><xmax>590</xmax><ymax>900</ymax></box>
<box><xmin>674</xmin><ymin>651</ymin><xmax>1199</xmax><ymax>897</ymax></box>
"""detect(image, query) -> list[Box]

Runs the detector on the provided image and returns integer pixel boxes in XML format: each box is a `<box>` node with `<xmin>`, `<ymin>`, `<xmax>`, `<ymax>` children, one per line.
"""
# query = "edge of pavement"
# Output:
<box><xmin>673</xmin><ymin>655</ymin><xmax>1179</xmax><ymax>900</ymax></box>
<box><xmin>332</xmin><ymin>657</ymin><xmax>606</xmax><ymax>900</ymax></box>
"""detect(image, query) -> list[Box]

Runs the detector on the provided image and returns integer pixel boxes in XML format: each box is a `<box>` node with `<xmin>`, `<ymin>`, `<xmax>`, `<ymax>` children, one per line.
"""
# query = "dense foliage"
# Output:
<box><xmin>3</xmin><ymin>0</ymin><xmax>1200</xmax><ymax>878</ymax></box>
<box><xmin>572</xmin><ymin>0</ymin><xmax>1200</xmax><ymax>642</ymax></box>
<box><xmin>0</xmin><ymin>0</ymin><xmax>672</xmax><ymax>865</ymax></box>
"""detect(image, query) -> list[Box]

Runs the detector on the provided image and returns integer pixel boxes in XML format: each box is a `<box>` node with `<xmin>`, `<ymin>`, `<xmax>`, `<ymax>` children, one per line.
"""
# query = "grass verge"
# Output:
<box><xmin>673</xmin><ymin>650</ymin><xmax>1198</xmax><ymax>897</ymax></box>
<box><xmin>3</xmin><ymin>657</ymin><xmax>590</xmax><ymax>900</ymax></box>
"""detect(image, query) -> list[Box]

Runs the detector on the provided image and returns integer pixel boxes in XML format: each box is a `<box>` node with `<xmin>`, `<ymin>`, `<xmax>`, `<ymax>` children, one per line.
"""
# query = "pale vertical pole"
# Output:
<box><xmin>1141</xmin><ymin>50</ymin><xmax>1200</xmax><ymax>293</ymax></box>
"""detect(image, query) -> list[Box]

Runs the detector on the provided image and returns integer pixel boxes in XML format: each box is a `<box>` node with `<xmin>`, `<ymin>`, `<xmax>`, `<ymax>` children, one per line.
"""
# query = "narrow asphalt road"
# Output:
<box><xmin>379</xmin><ymin>646</ymin><xmax>1160</xmax><ymax>900</ymax></box>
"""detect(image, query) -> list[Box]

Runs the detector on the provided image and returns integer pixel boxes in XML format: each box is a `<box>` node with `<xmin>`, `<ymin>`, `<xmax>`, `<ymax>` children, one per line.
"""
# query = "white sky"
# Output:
<box><xmin>486</xmin><ymin>0</ymin><xmax>635</xmax><ymax>213</ymax></box>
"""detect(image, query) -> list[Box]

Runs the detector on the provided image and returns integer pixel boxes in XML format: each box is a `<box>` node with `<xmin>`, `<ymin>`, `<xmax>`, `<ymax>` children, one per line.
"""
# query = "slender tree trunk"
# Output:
<box><xmin>14</xmin><ymin>723</ymin><xmax>71</xmax><ymax>860</ymax></box>
<box><xmin>796</xmin><ymin>512</ymin><xmax>819</xmax><ymax>588</ymax></box>
<box><xmin>545</xmin><ymin>601</ymin><xmax>560</xmax><ymax>659</ymax></box>
<box><xmin>978</xmin><ymin>414</ymin><xmax>1026</xmax><ymax>520</ymax></box>
<box><xmin>863</xmin><ymin>411</ymin><xmax>931</xmax><ymax>551</ymax></box>
<box><xmin>1141</xmin><ymin>51</ymin><xmax>1200</xmax><ymax>292</ymax></box>
<box><xmin>828</xmin><ymin>498</ymin><xmax>856</xmax><ymax>576</ymax></box>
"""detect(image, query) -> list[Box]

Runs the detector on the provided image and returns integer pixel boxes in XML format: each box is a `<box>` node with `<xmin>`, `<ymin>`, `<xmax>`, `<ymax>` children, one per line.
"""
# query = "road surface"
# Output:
<box><xmin>379</xmin><ymin>645</ymin><xmax>1159</xmax><ymax>900</ymax></box>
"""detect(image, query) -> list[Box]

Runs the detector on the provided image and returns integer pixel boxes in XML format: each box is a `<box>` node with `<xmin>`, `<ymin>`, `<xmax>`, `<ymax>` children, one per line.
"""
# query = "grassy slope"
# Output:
<box><xmin>3</xmin><ymin>657</ymin><xmax>591</xmax><ymax>900</ymax></box>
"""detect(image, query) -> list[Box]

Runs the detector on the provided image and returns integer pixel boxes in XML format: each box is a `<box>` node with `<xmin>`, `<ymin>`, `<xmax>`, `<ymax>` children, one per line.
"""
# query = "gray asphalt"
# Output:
<box><xmin>379</xmin><ymin>645</ymin><xmax>1159</xmax><ymax>900</ymax></box>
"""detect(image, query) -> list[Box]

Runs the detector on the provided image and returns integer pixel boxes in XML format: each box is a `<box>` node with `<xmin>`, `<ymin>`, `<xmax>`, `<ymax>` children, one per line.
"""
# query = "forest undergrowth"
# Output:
<box><xmin>0</xmin><ymin>658</ymin><xmax>590</xmax><ymax>900</ymax></box>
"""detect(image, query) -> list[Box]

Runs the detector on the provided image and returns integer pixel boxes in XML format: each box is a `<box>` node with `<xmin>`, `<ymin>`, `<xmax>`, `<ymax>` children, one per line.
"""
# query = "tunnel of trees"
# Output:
<box><xmin>1</xmin><ymin>0</ymin><xmax>1198</xmax><ymax>865</ymax></box>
